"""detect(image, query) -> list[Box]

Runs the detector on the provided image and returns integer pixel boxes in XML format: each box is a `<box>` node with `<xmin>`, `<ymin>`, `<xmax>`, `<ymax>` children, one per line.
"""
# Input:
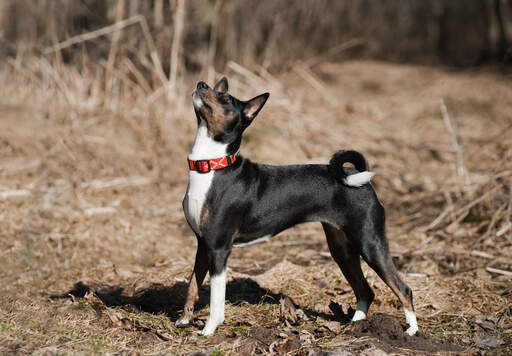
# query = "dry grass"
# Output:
<box><xmin>0</xmin><ymin>55</ymin><xmax>511</xmax><ymax>355</ymax></box>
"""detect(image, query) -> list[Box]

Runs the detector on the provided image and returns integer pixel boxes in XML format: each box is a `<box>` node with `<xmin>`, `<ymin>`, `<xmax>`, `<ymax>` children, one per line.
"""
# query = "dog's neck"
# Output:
<box><xmin>188</xmin><ymin>121</ymin><xmax>230</xmax><ymax>161</ymax></box>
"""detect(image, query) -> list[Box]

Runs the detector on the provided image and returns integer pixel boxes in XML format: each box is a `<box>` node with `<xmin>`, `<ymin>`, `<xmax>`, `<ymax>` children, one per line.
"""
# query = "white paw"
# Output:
<box><xmin>175</xmin><ymin>317</ymin><xmax>190</xmax><ymax>328</ymax></box>
<box><xmin>406</xmin><ymin>325</ymin><xmax>418</xmax><ymax>336</ymax></box>
<box><xmin>200</xmin><ymin>318</ymin><xmax>224</xmax><ymax>336</ymax></box>
<box><xmin>351</xmin><ymin>310</ymin><xmax>367</xmax><ymax>322</ymax></box>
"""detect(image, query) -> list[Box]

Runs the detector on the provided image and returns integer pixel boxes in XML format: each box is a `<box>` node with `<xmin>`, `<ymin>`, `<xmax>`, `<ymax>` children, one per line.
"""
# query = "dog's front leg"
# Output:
<box><xmin>201</xmin><ymin>247</ymin><xmax>230</xmax><ymax>336</ymax></box>
<box><xmin>176</xmin><ymin>238</ymin><xmax>208</xmax><ymax>327</ymax></box>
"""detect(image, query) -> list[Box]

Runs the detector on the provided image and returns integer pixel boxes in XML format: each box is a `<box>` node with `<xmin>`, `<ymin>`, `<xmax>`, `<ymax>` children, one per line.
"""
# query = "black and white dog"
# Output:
<box><xmin>175</xmin><ymin>78</ymin><xmax>418</xmax><ymax>336</ymax></box>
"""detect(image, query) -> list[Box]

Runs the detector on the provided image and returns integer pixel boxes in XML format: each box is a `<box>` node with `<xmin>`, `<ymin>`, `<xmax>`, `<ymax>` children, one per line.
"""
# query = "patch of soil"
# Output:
<box><xmin>352</xmin><ymin>314</ymin><xmax>464</xmax><ymax>353</ymax></box>
<box><xmin>244</xmin><ymin>327</ymin><xmax>302</xmax><ymax>354</ymax></box>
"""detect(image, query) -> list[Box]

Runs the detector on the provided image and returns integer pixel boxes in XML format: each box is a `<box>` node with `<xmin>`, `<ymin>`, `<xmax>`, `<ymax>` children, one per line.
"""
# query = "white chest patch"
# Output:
<box><xmin>184</xmin><ymin>171</ymin><xmax>214</xmax><ymax>234</ymax></box>
<box><xmin>184</xmin><ymin>121</ymin><xmax>228</xmax><ymax>235</ymax></box>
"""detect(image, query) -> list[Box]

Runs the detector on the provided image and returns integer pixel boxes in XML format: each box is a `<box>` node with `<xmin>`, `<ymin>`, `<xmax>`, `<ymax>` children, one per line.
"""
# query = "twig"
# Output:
<box><xmin>58</xmin><ymin>137</ymin><xmax>77</xmax><ymax>161</ymax></box>
<box><xmin>293</xmin><ymin>64</ymin><xmax>337</xmax><ymax>106</ymax></box>
<box><xmin>43</xmin><ymin>15</ymin><xmax>167</xmax><ymax>87</ymax></box>
<box><xmin>304</xmin><ymin>38</ymin><xmax>366</xmax><ymax>67</ymax></box>
<box><xmin>38</xmin><ymin>57</ymin><xmax>73</xmax><ymax>104</ymax></box>
<box><xmin>84</xmin><ymin>207</ymin><xmax>117</xmax><ymax>217</ymax></box>
<box><xmin>426</xmin><ymin>205</ymin><xmax>454</xmax><ymax>230</ymax></box>
<box><xmin>137</xmin><ymin>15</ymin><xmax>168</xmax><ymax>87</ymax></box>
<box><xmin>496</xmin><ymin>222</ymin><xmax>511</xmax><ymax>237</ymax></box>
<box><xmin>486</xmin><ymin>266</ymin><xmax>512</xmax><ymax>277</ymax></box>
<box><xmin>80</xmin><ymin>176</ymin><xmax>153</xmax><ymax>191</ymax></box>
<box><xmin>453</xmin><ymin>185</ymin><xmax>501</xmax><ymax>220</ymax></box>
<box><xmin>122</xmin><ymin>57</ymin><xmax>152</xmax><ymax>93</ymax></box>
<box><xmin>470</xmin><ymin>250</ymin><xmax>495</xmax><ymax>259</ymax></box>
<box><xmin>154</xmin><ymin>0</ymin><xmax>164</xmax><ymax>29</ymax></box>
<box><xmin>105</xmin><ymin>0</ymin><xmax>125</xmax><ymax>94</ymax></box>
<box><xmin>168</xmin><ymin>0</ymin><xmax>186</xmax><ymax>99</ymax></box>
<box><xmin>440</xmin><ymin>99</ymin><xmax>471</xmax><ymax>187</ymax></box>
<box><xmin>227</xmin><ymin>61</ymin><xmax>266</xmax><ymax>88</ymax></box>
<box><xmin>482</xmin><ymin>201</ymin><xmax>508</xmax><ymax>240</ymax></box>
<box><xmin>43</xmin><ymin>16</ymin><xmax>142</xmax><ymax>54</ymax></box>
<box><xmin>0</xmin><ymin>189</ymin><xmax>31</xmax><ymax>201</ymax></box>
<box><xmin>207</xmin><ymin>0</ymin><xmax>222</xmax><ymax>84</ymax></box>
<box><xmin>99</xmin><ymin>60</ymin><xmax>145</xmax><ymax>96</ymax></box>
<box><xmin>431</xmin><ymin>185</ymin><xmax>501</xmax><ymax>232</ymax></box>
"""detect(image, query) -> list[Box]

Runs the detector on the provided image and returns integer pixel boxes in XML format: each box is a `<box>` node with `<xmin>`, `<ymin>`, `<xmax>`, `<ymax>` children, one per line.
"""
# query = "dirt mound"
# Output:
<box><xmin>352</xmin><ymin>314</ymin><xmax>464</xmax><ymax>353</ymax></box>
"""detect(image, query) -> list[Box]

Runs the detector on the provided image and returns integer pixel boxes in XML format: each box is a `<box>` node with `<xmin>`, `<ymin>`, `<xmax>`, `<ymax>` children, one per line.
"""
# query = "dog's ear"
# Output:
<box><xmin>243</xmin><ymin>93</ymin><xmax>269</xmax><ymax>120</ymax></box>
<box><xmin>213</xmin><ymin>77</ymin><xmax>228</xmax><ymax>93</ymax></box>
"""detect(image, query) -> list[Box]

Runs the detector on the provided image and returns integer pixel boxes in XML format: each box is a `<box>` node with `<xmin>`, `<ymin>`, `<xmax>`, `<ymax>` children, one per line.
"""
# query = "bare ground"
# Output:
<box><xmin>0</xmin><ymin>60</ymin><xmax>511</xmax><ymax>355</ymax></box>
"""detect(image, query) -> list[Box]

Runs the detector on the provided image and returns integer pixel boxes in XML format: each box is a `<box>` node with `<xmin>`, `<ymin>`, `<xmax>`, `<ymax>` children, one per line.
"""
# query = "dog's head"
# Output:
<box><xmin>192</xmin><ymin>77</ymin><xmax>269</xmax><ymax>148</ymax></box>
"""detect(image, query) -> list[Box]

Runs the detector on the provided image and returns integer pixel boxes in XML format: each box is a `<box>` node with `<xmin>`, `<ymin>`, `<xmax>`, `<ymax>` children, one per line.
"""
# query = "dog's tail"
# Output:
<box><xmin>329</xmin><ymin>150</ymin><xmax>375</xmax><ymax>187</ymax></box>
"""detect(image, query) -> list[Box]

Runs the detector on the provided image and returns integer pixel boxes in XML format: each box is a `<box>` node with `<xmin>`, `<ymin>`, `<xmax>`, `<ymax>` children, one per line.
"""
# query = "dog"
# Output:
<box><xmin>175</xmin><ymin>77</ymin><xmax>418</xmax><ymax>337</ymax></box>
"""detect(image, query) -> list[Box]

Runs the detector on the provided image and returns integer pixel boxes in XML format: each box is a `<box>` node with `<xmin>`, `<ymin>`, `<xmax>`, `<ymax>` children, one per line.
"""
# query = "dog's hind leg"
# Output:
<box><xmin>322</xmin><ymin>223</ymin><xmax>374</xmax><ymax>322</ymax></box>
<box><xmin>355</xmin><ymin>226</ymin><xmax>418</xmax><ymax>336</ymax></box>
<box><xmin>176</xmin><ymin>237</ymin><xmax>208</xmax><ymax>327</ymax></box>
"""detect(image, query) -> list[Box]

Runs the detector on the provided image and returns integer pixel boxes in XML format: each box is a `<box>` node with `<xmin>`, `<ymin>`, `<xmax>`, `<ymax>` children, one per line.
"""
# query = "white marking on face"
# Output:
<box><xmin>184</xmin><ymin>121</ymin><xmax>228</xmax><ymax>235</ymax></box>
<box><xmin>192</xmin><ymin>89</ymin><xmax>203</xmax><ymax>108</ymax></box>
<box><xmin>404</xmin><ymin>307</ymin><xmax>418</xmax><ymax>336</ymax></box>
<box><xmin>233</xmin><ymin>235</ymin><xmax>271</xmax><ymax>248</ymax></box>
<box><xmin>351</xmin><ymin>310</ymin><xmax>367</xmax><ymax>322</ymax></box>
<box><xmin>343</xmin><ymin>171</ymin><xmax>375</xmax><ymax>187</ymax></box>
<box><xmin>201</xmin><ymin>269</ymin><xmax>226</xmax><ymax>336</ymax></box>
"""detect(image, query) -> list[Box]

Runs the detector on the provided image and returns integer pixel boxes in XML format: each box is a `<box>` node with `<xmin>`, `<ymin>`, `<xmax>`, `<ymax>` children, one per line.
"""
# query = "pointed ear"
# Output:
<box><xmin>243</xmin><ymin>93</ymin><xmax>269</xmax><ymax>120</ymax></box>
<box><xmin>213</xmin><ymin>77</ymin><xmax>228</xmax><ymax>93</ymax></box>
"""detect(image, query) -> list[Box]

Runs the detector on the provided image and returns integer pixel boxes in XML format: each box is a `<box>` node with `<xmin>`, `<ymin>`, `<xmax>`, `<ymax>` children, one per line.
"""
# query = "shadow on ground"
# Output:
<box><xmin>49</xmin><ymin>278</ymin><xmax>466</xmax><ymax>354</ymax></box>
<box><xmin>49</xmin><ymin>278</ymin><xmax>335</xmax><ymax>322</ymax></box>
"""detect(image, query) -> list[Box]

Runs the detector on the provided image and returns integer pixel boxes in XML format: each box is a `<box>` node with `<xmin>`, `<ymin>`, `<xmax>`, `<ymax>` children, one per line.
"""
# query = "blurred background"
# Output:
<box><xmin>0</xmin><ymin>1</ymin><xmax>511</xmax><ymax>355</ymax></box>
<box><xmin>2</xmin><ymin>0</ymin><xmax>511</xmax><ymax>72</ymax></box>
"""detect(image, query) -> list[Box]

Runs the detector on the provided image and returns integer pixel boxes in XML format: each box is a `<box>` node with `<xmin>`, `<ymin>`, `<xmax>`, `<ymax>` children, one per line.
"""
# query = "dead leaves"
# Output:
<box><xmin>319</xmin><ymin>321</ymin><xmax>342</xmax><ymax>334</ymax></box>
<box><xmin>280</xmin><ymin>296</ymin><xmax>308</xmax><ymax>326</ymax></box>
<box><xmin>81</xmin><ymin>291</ymin><xmax>175</xmax><ymax>342</ymax></box>
<box><xmin>473</xmin><ymin>331</ymin><xmax>504</xmax><ymax>349</ymax></box>
<box><xmin>472</xmin><ymin>313</ymin><xmax>509</xmax><ymax>349</ymax></box>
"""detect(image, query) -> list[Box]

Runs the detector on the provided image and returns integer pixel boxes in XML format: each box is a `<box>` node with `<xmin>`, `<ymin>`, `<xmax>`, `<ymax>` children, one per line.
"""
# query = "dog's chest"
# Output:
<box><xmin>184</xmin><ymin>171</ymin><xmax>214</xmax><ymax>235</ymax></box>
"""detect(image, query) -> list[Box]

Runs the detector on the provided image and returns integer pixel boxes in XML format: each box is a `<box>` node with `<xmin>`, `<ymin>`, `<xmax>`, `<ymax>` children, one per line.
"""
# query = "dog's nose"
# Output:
<box><xmin>197</xmin><ymin>81</ymin><xmax>208</xmax><ymax>90</ymax></box>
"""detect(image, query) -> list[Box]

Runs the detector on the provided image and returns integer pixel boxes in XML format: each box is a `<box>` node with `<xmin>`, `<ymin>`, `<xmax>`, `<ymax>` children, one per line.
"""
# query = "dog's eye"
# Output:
<box><xmin>222</xmin><ymin>95</ymin><xmax>232</xmax><ymax>103</ymax></box>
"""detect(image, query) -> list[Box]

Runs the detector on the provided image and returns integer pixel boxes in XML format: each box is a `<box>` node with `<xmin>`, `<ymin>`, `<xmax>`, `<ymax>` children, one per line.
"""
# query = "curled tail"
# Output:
<box><xmin>329</xmin><ymin>150</ymin><xmax>375</xmax><ymax>187</ymax></box>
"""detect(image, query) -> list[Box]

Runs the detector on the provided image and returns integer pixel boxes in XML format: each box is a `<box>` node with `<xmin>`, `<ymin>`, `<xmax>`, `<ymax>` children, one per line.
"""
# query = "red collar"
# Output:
<box><xmin>188</xmin><ymin>154</ymin><xmax>237</xmax><ymax>173</ymax></box>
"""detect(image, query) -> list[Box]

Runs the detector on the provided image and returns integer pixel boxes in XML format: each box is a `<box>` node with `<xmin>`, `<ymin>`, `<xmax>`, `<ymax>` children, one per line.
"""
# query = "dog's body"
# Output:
<box><xmin>176</xmin><ymin>78</ymin><xmax>418</xmax><ymax>336</ymax></box>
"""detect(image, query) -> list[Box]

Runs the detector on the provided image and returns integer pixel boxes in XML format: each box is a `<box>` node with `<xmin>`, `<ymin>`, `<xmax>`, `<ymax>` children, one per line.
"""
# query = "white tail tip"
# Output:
<box><xmin>343</xmin><ymin>171</ymin><xmax>375</xmax><ymax>187</ymax></box>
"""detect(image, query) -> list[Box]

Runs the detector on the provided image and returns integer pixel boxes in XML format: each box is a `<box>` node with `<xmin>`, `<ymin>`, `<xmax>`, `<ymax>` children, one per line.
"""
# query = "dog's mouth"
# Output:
<box><xmin>192</xmin><ymin>89</ymin><xmax>213</xmax><ymax>120</ymax></box>
<box><xmin>192</xmin><ymin>89</ymin><xmax>205</xmax><ymax>108</ymax></box>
